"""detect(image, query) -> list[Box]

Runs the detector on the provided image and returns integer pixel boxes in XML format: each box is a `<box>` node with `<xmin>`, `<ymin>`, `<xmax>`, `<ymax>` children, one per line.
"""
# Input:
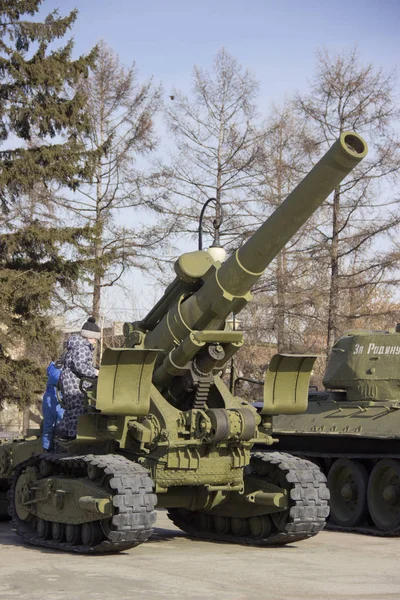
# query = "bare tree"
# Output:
<box><xmin>245</xmin><ymin>102</ymin><xmax>323</xmax><ymax>352</ymax></box>
<box><xmin>58</xmin><ymin>41</ymin><xmax>169</xmax><ymax>321</ymax></box>
<box><xmin>161</xmin><ymin>48</ymin><xmax>264</xmax><ymax>249</ymax></box>
<box><xmin>295</xmin><ymin>47</ymin><xmax>400</xmax><ymax>350</ymax></box>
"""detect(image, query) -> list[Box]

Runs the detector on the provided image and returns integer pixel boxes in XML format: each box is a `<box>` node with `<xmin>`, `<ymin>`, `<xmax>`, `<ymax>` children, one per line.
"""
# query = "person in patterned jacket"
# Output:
<box><xmin>56</xmin><ymin>317</ymin><xmax>100</xmax><ymax>439</ymax></box>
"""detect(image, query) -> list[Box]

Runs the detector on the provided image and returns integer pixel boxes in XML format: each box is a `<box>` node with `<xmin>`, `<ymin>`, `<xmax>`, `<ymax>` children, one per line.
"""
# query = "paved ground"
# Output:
<box><xmin>0</xmin><ymin>511</ymin><xmax>399</xmax><ymax>600</ymax></box>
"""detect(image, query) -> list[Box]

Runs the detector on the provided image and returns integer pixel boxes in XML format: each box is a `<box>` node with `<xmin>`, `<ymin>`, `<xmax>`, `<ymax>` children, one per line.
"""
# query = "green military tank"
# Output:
<box><xmin>272</xmin><ymin>327</ymin><xmax>400</xmax><ymax>535</ymax></box>
<box><xmin>0</xmin><ymin>132</ymin><xmax>367</xmax><ymax>553</ymax></box>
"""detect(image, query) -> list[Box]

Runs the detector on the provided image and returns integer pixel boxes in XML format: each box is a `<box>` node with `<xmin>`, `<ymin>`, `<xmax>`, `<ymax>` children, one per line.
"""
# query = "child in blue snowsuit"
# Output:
<box><xmin>42</xmin><ymin>361</ymin><xmax>64</xmax><ymax>451</ymax></box>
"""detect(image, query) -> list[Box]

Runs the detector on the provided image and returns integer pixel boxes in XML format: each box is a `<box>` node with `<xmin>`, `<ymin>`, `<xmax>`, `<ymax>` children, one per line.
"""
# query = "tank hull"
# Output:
<box><xmin>271</xmin><ymin>396</ymin><xmax>400</xmax><ymax>536</ymax></box>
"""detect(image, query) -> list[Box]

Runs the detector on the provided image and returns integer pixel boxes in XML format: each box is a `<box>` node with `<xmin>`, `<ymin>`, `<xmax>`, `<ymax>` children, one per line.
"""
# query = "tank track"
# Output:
<box><xmin>274</xmin><ymin>450</ymin><xmax>400</xmax><ymax>537</ymax></box>
<box><xmin>168</xmin><ymin>452</ymin><xmax>329</xmax><ymax>546</ymax></box>
<box><xmin>8</xmin><ymin>453</ymin><xmax>157</xmax><ymax>553</ymax></box>
<box><xmin>327</xmin><ymin>522</ymin><xmax>400</xmax><ymax>537</ymax></box>
<box><xmin>0</xmin><ymin>489</ymin><xmax>9</xmax><ymax>521</ymax></box>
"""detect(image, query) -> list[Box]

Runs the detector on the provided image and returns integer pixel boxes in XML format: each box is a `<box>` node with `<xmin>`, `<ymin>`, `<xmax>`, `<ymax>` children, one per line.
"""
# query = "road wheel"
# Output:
<box><xmin>81</xmin><ymin>521</ymin><xmax>103</xmax><ymax>547</ymax></box>
<box><xmin>368</xmin><ymin>459</ymin><xmax>400</xmax><ymax>532</ymax></box>
<box><xmin>65</xmin><ymin>524</ymin><xmax>82</xmax><ymax>545</ymax></box>
<box><xmin>37</xmin><ymin>519</ymin><xmax>51</xmax><ymax>540</ymax></box>
<box><xmin>328</xmin><ymin>459</ymin><xmax>368</xmax><ymax>527</ymax></box>
<box><xmin>52</xmin><ymin>521</ymin><xmax>65</xmax><ymax>542</ymax></box>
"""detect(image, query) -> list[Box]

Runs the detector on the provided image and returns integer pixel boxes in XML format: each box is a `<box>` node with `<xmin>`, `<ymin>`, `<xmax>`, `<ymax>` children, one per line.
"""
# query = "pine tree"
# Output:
<box><xmin>0</xmin><ymin>220</ymin><xmax>90</xmax><ymax>407</ymax></box>
<box><xmin>0</xmin><ymin>1</ymin><xmax>96</xmax><ymax>410</ymax></box>
<box><xmin>0</xmin><ymin>1</ymin><xmax>97</xmax><ymax>208</ymax></box>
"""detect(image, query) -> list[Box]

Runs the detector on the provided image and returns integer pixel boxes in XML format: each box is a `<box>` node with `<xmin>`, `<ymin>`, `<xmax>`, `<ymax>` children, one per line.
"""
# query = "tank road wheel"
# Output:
<box><xmin>248</xmin><ymin>515</ymin><xmax>272</xmax><ymax>539</ymax></box>
<box><xmin>328</xmin><ymin>459</ymin><xmax>368</xmax><ymax>527</ymax></box>
<box><xmin>81</xmin><ymin>522</ymin><xmax>103</xmax><ymax>547</ymax></box>
<box><xmin>231</xmin><ymin>517</ymin><xmax>250</xmax><ymax>537</ymax></box>
<box><xmin>196</xmin><ymin>512</ymin><xmax>213</xmax><ymax>532</ymax></box>
<box><xmin>52</xmin><ymin>521</ymin><xmax>65</xmax><ymax>543</ymax></box>
<box><xmin>65</xmin><ymin>524</ymin><xmax>82</xmax><ymax>545</ymax></box>
<box><xmin>368</xmin><ymin>459</ymin><xmax>400</xmax><ymax>532</ymax></box>
<box><xmin>213</xmin><ymin>516</ymin><xmax>231</xmax><ymax>534</ymax></box>
<box><xmin>37</xmin><ymin>519</ymin><xmax>52</xmax><ymax>540</ymax></box>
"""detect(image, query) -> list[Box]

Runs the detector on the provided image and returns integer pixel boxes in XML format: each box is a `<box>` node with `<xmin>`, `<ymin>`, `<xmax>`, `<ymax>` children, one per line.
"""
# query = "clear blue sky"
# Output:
<box><xmin>43</xmin><ymin>0</ymin><xmax>399</xmax><ymax>105</ymax></box>
<box><xmin>39</xmin><ymin>0</ymin><xmax>400</xmax><ymax>322</ymax></box>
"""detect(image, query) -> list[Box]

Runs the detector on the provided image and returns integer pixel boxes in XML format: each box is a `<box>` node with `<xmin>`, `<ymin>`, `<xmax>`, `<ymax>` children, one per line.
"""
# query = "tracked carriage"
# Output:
<box><xmin>2</xmin><ymin>132</ymin><xmax>368</xmax><ymax>552</ymax></box>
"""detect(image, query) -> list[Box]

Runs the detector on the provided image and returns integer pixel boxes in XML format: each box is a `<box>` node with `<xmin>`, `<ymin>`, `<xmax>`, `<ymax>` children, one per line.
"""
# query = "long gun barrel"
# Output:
<box><xmin>126</xmin><ymin>132</ymin><xmax>367</xmax><ymax>392</ymax></box>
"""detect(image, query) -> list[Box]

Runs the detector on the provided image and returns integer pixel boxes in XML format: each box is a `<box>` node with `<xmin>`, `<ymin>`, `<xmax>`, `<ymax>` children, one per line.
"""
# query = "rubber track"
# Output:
<box><xmin>168</xmin><ymin>452</ymin><xmax>330</xmax><ymax>546</ymax></box>
<box><xmin>8</xmin><ymin>453</ymin><xmax>157</xmax><ymax>553</ymax></box>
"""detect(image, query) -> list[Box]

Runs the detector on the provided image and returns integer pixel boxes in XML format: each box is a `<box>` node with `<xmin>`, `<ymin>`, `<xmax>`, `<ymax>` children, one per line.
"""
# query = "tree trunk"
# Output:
<box><xmin>22</xmin><ymin>406</ymin><xmax>30</xmax><ymax>436</ymax></box>
<box><xmin>276</xmin><ymin>248</ymin><xmax>286</xmax><ymax>352</ymax></box>
<box><xmin>92</xmin><ymin>222</ymin><xmax>103</xmax><ymax>322</ymax></box>
<box><xmin>92</xmin><ymin>81</ymin><xmax>105</xmax><ymax>322</ymax></box>
<box><xmin>327</xmin><ymin>187</ymin><xmax>340</xmax><ymax>352</ymax></box>
<box><xmin>275</xmin><ymin>123</ymin><xmax>286</xmax><ymax>352</ymax></box>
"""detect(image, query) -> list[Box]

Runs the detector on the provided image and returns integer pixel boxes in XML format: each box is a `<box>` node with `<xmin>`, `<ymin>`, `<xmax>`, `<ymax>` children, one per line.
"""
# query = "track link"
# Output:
<box><xmin>168</xmin><ymin>452</ymin><xmax>330</xmax><ymax>546</ymax></box>
<box><xmin>8</xmin><ymin>453</ymin><xmax>157</xmax><ymax>553</ymax></box>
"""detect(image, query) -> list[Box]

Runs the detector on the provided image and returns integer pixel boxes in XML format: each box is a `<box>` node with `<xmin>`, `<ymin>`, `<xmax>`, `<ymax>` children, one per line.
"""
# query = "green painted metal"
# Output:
<box><xmin>271</xmin><ymin>327</ymin><xmax>400</xmax><ymax>535</ymax></box>
<box><xmin>2</xmin><ymin>131</ymin><xmax>368</xmax><ymax>551</ymax></box>
<box><xmin>141</xmin><ymin>132</ymin><xmax>368</xmax><ymax>366</ymax></box>
<box><xmin>324</xmin><ymin>329</ymin><xmax>400</xmax><ymax>402</ymax></box>
<box><xmin>274</xmin><ymin>328</ymin><xmax>400</xmax><ymax>439</ymax></box>
<box><xmin>262</xmin><ymin>354</ymin><xmax>318</xmax><ymax>415</ymax></box>
<box><xmin>0</xmin><ymin>437</ymin><xmax>42</xmax><ymax>481</ymax></box>
<box><xmin>94</xmin><ymin>348</ymin><xmax>159</xmax><ymax>416</ymax></box>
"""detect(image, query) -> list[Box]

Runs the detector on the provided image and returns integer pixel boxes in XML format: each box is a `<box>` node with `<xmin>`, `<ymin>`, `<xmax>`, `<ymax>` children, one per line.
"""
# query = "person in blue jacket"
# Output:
<box><xmin>42</xmin><ymin>361</ymin><xmax>64</xmax><ymax>451</ymax></box>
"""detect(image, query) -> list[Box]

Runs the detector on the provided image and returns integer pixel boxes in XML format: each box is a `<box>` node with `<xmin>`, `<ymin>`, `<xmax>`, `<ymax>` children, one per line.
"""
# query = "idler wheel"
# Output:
<box><xmin>368</xmin><ymin>459</ymin><xmax>400</xmax><ymax>532</ymax></box>
<box><xmin>81</xmin><ymin>521</ymin><xmax>104</xmax><ymax>547</ymax></box>
<box><xmin>14</xmin><ymin>472</ymin><xmax>34</xmax><ymax>522</ymax></box>
<box><xmin>328</xmin><ymin>459</ymin><xmax>368</xmax><ymax>527</ymax></box>
<box><xmin>51</xmin><ymin>521</ymin><xmax>65</xmax><ymax>542</ymax></box>
<box><xmin>37</xmin><ymin>518</ymin><xmax>51</xmax><ymax>540</ymax></box>
<box><xmin>65</xmin><ymin>524</ymin><xmax>82</xmax><ymax>545</ymax></box>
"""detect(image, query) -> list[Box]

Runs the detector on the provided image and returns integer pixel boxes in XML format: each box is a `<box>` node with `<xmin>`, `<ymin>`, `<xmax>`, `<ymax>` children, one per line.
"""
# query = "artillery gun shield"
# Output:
<box><xmin>262</xmin><ymin>354</ymin><xmax>318</xmax><ymax>415</ymax></box>
<box><xmin>95</xmin><ymin>348</ymin><xmax>159</xmax><ymax>415</ymax></box>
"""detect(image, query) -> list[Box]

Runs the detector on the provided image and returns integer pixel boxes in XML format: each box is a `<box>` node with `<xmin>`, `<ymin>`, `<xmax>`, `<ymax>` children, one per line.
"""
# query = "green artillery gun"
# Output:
<box><xmin>272</xmin><ymin>327</ymin><xmax>400</xmax><ymax>535</ymax></box>
<box><xmin>2</xmin><ymin>132</ymin><xmax>367</xmax><ymax>552</ymax></box>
